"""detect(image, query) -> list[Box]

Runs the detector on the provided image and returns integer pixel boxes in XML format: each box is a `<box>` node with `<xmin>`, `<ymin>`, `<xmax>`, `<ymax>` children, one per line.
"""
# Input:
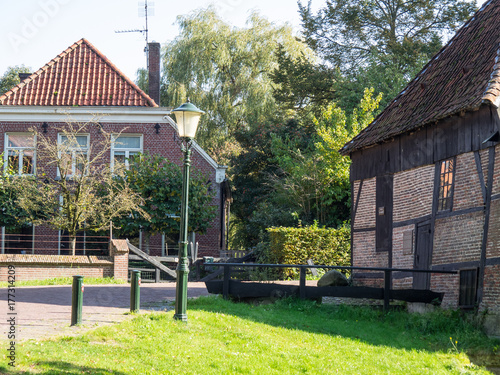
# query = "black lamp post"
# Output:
<box><xmin>171</xmin><ymin>100</ymin><xmax>205</xmax><ymax>322</ymax></box>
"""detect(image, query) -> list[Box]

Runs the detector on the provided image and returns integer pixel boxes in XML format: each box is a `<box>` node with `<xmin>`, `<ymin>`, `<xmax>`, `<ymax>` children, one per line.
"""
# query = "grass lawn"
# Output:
<box><xmin>1</xmin><ymin>296</ymin><xmax>499</xmax><ymax>374</ymax></box>
<box><xmin>0</xmin><ymin>277</ymin><xmax>126</xmax><ymax>288</ymax></box>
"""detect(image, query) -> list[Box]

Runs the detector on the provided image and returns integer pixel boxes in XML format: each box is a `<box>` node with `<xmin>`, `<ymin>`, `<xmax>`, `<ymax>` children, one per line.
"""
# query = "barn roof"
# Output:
<box><xmin>0</xmin><ymin>38</ymin><xmax>158</xmax><ymax>107</ymax></box>
<box><xmin>341</xmin><ymin>0</ymin><xmax>500</xmax><ymax>155</ymax></box>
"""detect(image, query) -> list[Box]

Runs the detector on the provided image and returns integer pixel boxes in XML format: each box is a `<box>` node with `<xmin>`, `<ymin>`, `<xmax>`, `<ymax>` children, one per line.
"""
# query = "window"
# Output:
<box><xmin>57</xmin><ymin>134</ymin><xmax>89</xmax><ymax>177</ymax></box>
<box><xmin>459</xmin><ymin>268</ymin><xmax>478</xmax><ymax>309</ymax></box>
<box><xmin>437</xmin><ymin>158</ymin><xmax>455</xmax><ymax>211</ymax></box>
<box><xmin>111</xmin><ymin>134</ymin><xmax>142</xmax><ymax>170</ymax></box>
<box><xmin>4</xmin><ymin>133</ymin><xmax>35</xmax><ymax>175</ymax></box>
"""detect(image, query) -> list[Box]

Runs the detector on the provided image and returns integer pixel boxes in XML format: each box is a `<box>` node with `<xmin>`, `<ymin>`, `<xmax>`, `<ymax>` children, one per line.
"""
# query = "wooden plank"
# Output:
<box><xmin>390</xmin><ymin>289</ymin><xmax>444</xmax><ymax>303</ymax></box>
<box><xmin>126</xmin><ymin>240</ymin><xmax>177</xmax><ymax>279</ymax></box>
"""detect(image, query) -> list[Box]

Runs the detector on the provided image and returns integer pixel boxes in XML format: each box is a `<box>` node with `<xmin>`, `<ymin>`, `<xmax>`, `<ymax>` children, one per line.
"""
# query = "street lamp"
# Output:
<box><xmin>171</xmin><ymin>100</ymin><xmax>205</xmax><ymax>322</ymax></box>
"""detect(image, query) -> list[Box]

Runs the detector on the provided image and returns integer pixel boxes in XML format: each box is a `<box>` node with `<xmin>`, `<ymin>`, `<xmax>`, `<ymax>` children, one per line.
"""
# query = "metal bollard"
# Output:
<box><xmin>71</xmin><ymin>275</ymin><xmax>84</xmax><ymax>326</ymax></box>
<box><xmin>130</xmin><ymin>270</ymin><xmax>141</xmax><ymax>313</ymax></box>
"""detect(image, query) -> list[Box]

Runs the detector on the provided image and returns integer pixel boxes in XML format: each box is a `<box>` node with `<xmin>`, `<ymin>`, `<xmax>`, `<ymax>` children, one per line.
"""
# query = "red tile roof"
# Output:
<box><xmin>0</xmin><ymin>38</ymin><xmax>158</xmax><ymax>107</ymax></box>
<box><xmin>341</xmin><ymin>0</ymin><xmax>500</xmax><ymax>155</ymax></box>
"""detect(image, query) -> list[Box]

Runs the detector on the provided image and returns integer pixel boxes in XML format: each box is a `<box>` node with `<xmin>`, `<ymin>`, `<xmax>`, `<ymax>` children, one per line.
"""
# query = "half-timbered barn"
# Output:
<box><xmin>0</xmin><ymin>38</ymin><xmax>228</xmax><ymax>257</ymax></box>
<box><xmin>340</xmin><ymin>0</ymin><xmax>500</xmax><ymax>334</ymax></box>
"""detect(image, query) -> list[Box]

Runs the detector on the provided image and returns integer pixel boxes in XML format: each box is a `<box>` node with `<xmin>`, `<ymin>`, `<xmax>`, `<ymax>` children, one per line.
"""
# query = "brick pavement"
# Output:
<box><xmin>0</xmin><ymin>282</ymin><xmax>209</xmax><ymax>341</ymax></box>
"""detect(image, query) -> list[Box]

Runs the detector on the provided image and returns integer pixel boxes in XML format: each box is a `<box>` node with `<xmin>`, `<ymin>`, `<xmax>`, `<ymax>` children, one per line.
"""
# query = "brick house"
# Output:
<box><xmin>340</xmin><ymin>1</ymin><xmax>500</xmax><ymax>330</ymax></box>
<box><xmin>0</xmin><ymin>38</ymin><xmax>227</xmax><ymax>257</ymax></box>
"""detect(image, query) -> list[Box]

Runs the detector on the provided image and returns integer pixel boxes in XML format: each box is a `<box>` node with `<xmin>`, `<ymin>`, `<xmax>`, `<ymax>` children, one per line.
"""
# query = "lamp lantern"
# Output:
<box><xmin>171</xmin><ymin>100</ymin><xmax>205</xmax><ymax>139</ymax></box>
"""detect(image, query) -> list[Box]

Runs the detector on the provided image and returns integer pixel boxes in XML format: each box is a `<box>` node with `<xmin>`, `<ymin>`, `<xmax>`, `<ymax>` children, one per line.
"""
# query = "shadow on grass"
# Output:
<box><xmin>0</xmin><ymin>361</ymin><xmax>128</xmax><ymax>375</ymax></box>
<box><xmin>189</xmin><ymin>295</ymin><xmax>500</xmax><ymax>358</ymax></box>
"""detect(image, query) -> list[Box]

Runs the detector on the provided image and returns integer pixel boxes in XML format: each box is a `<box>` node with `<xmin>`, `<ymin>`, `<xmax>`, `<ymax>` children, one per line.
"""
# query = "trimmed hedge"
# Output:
<box><xmin>267</xmin><ymin>224</ymin><xmax>350</xmax><ymax>277</ymax></box>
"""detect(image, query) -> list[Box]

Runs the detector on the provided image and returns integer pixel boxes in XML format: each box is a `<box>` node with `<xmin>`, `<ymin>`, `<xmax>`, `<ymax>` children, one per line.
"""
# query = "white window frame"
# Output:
<box><xmin>57</xmin><ymin>133</ymin><xmax>90</xmax><ymax>178</ymax></box>
<box><xmin>4</xmin><ymin>132</ymin><xmax>36</xmax><ymax>175</ymax></box>
<box><xmin>111</xmin><ymin>134</ymin><xmax>143</xmax><ymax>171</ymax></box>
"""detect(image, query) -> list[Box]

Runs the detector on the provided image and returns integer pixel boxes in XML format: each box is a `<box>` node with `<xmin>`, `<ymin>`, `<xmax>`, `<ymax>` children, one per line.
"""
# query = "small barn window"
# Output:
<box><xmin>437</xmin><ymin>158</ymin><xmax>455</xmax><ymax>211</ymax></box>
<box><xmin>402</xmin><ymin>229</ymin><xmax>414</xmax><ymax>255</ymax></box>
<box><xmin>459</xmin><ymin>268</ymin><xmax>478</xmax><ymax>309</ymax></box>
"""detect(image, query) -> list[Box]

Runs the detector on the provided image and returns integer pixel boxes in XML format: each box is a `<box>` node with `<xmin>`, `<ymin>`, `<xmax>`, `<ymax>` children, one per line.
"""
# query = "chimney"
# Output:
<box><xmin>18</xmin><ymin>73</ymin><xmax>31</xmax><ymax>82</ymax></box>
<box><xmin>147</xmin><ymin>42</ymin><xmax>161</xmax><ymax>106</ymax></box>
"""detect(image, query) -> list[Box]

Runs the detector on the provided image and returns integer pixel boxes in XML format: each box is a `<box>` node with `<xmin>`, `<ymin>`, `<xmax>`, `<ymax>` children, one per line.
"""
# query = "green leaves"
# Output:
<box><xmin>114</xmin><ymin>153</ymin><xmax>216</xmax><ymax>239</ymax></box>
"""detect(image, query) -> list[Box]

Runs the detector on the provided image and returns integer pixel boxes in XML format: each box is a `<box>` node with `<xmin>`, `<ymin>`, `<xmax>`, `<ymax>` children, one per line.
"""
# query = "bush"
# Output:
<box><xmin>267</xmin><ymin>222</ymin><xmax>350</xmax><ymax>277</ymax></box>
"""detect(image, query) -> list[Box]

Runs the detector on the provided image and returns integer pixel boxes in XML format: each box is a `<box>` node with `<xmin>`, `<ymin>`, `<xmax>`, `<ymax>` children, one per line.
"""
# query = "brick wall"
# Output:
<box><xmin>0</xmin><ymin>254</ymin><xmax>114</xmax><ymax>282</ymax></box>
<box><xmin>482</xmin><ymin>265</ymin><xmax>500</xmax><ymax>314</ymax></box>
<box><xmin>393</xmin><ymin>165</ymin><xmax>434</xmax><ymax>222</ymax></box>
<box><xmin>453</xmin><ymin>152</ymin><xmax>483</xmax><ymax>211</ymax></box>
<box><xmin>0</xmin><ymin>239</ymin><xmax>129</xmax><ymax>281</ymax></box>
<box><xmin>433</xmin><ymin>211</ymin><xmax>484</xmax><ymax>265</ymax></box>
<box><xmin>0</xmin><ymin>120</ymin><xmax>223</xmax><ymax>257</ymax></box>
<box><xmin>353</xmin><ymin>178</ymin><xmax>376</xmax><ymax>229</ymax></box>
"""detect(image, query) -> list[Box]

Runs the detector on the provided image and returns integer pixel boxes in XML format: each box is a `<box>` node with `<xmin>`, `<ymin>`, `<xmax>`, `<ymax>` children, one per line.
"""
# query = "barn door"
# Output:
<box><xmin>413</xmin><ymin>223</ymin><xmax>431</xmax><ymax>290</ymax></box>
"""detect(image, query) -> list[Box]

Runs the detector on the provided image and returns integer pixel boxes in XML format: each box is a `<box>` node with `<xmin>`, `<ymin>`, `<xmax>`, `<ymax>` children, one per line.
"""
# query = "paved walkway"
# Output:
<box><xmin>0</xmin><ymin>282</ymin><xmax>209</xmax><ymax>341</ymax></box>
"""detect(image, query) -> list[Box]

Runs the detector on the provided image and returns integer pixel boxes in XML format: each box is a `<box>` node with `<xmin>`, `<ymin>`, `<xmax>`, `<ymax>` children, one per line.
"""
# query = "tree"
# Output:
<box><xmin>113</xmin><ymin>153</ymin><xmax>216</xmax><ymax>253</ymax></box>
<box><xmin>11</xmin><ymin>120</ymin><xmax>147</xmax><ymax>255</ymax></box>
<box><xmin>230</xmin><ymin>89</ymin><xmax>381</xmax><ymax>247</ymax></box>
<box><xmin>298</xmin><ymin>0</ymin><xmax>476</xmax><ymax>110</ymax></box>
<box><xmin>0</xmin><ymin>65</ymin><xmax>32</xmax><ymax>95</ymax></box>
<box><xmin>270</xmin><ymin>44</ymin><xmax>337</xmax><ymax>113</ymax></box>
<box><xmin>162</xmin><ymin>7</ymin><xmax>314</xmax><ymax>161</ymax></box>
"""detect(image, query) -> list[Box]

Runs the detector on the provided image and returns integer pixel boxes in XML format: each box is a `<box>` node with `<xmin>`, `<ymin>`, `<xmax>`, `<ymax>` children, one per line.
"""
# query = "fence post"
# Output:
<box><xmin>383</xmin><ymin>269</ymin><xmax>391</xmax><ymax>312</ymax></box>
<box><xmin>223</xmin><ymin>265</ymin><xmax>231</xmax><ymax>300</ymax></box>
<box><xmin>155</xmin><ymin>267</ymin><xmax>160</xmax><ymax>283</ymax></box>
<box><xmin>71</xmin><ymin>275</ymin><xmax>84</xmax><ymax>326</ymax></box>
<box><xmin>130</xmin><ymin>270</ymin><xmax>141</xmax><ymax>313</ymax></box>
<box><xmin>300</xmin><ymin>266</ymin><xmax>306</xmax><ymax>299</ymax></box>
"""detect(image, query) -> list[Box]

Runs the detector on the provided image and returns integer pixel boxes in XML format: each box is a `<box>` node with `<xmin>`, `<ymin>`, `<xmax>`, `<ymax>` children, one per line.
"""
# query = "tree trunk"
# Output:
<box><xmin>70</xmin><ymin>234</ymin><xmax>77</xmax><ymax>256</ymax></box>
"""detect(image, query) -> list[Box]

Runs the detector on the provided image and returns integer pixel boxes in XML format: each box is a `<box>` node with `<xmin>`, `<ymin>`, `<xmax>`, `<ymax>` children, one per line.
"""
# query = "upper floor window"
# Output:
<box><xmin>437</xmin><ymin>158</ymin><xmax>455</xmax><ymax>211</ymax></box>
<box><xmin>111</xmin><ymin>134</ymin><xmax>142</xmax><ymax>170</ymax></box>
<box><xmin>4</xmin><ymin>133</ymin><xmax>36</xmax><ymax>175</ymax></box>
<box><xmin>57</xmin><ymin>134</ymin><xmax>89</xmax><ymax>177</ymax></box>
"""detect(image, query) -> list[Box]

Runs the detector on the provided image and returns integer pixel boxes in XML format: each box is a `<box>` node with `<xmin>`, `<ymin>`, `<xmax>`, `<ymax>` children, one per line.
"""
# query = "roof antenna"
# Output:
<box><xmin>115</xmin><ymin>1</ymin><xmax>155</xmax><ymax>65</ymax></box>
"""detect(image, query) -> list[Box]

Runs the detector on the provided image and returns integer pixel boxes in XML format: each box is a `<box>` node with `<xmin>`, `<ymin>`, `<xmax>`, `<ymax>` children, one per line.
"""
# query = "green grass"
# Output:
<box><xmin>1</xmin><ymin>297</ymin><xmax>499</xmax><ymax>374</ymax></box>
<box><xmin>0</xmin><ymin>276</ymin><xmax>126</xmax><ymax>288</ymax></box>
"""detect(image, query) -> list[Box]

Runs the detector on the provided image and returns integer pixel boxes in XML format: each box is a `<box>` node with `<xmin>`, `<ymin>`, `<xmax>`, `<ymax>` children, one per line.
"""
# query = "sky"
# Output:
<box><xmin>0</xmin><ymin>0</ymin><xmax>323</xmax><ymax>81</ymax></box>
<box><xmin>0</xmin><ymin>0</ymin><xmax>489</xmax><ymax>82</ymax></box>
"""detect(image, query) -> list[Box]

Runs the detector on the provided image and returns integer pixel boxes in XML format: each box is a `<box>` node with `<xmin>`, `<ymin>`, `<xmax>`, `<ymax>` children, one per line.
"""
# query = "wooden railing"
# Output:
<box><xmin>210</xmin><ymin>263</ymin><xmax>458</xmax><ymax>311</ymax></box>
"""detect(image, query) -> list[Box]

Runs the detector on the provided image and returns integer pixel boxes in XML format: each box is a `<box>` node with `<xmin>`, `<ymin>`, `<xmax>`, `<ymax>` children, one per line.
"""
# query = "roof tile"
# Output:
<box><xmin>342</xmin><ymin>0</ymin><xmax>500</xmax><ymax>154</ymax></box>
<box><xmin>0</xmin><ymin>38</ymin><xmax>157</xmax><ymax>107</ymax></box>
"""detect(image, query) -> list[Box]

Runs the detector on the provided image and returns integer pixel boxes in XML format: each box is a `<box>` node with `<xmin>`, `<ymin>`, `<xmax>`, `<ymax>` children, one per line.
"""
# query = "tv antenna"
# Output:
<box><xmin>115</xmin><ymin>1</ymin><xmax>155</xmax><ymax>48</ymax></box>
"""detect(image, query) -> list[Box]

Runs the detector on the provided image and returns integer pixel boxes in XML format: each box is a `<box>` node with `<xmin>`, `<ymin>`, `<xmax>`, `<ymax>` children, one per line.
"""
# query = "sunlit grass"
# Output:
<box><xmin>1</xmin><ymin>296</ymin><xmax>498</xmax><ymax>374</ymax></box>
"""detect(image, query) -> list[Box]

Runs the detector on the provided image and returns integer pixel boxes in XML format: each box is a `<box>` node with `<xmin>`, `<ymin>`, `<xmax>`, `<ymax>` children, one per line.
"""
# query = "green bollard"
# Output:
<box><xmin>130</xmin><ymin>270</ymin><xmax>141</xmax><ymax>313</ymax></box>
<box><xmin>71</xmin><ymin>275</ymin><xmax>84</xmax><ymax>326</ymax></box>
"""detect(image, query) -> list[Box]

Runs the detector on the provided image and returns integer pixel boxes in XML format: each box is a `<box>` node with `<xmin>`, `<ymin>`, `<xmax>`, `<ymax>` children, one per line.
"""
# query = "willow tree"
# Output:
<box><xmin>12</xmin><ymin>120</ymin><xmax>147</xmax><ymax>255</ymax></box>
<box><xmin>162</xmin><ymin>7</ymin><xmax>315</xmax><ymax>162</ymax></box>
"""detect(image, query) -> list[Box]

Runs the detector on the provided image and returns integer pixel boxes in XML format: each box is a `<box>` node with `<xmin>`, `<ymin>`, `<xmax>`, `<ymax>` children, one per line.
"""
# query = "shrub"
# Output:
<box><xmin>267</xmin><ymin>222</ymin><xmax>350</xmax><ymax>277</ymax></box>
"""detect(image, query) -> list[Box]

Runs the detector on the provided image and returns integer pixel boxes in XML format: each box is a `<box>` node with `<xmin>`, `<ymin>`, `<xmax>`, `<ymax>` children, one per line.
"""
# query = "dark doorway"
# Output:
<box><xmin>413</xmin><ymin>223</ymin><xmax>432</xmax><ymax>289</ymax></box>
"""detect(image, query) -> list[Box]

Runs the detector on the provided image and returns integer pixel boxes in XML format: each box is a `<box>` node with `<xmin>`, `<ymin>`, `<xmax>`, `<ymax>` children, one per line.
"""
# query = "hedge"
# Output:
<box><xmin>267</xmin><ymin>224</ymin><xmax>350</xmax><ymax>277</ymax></box>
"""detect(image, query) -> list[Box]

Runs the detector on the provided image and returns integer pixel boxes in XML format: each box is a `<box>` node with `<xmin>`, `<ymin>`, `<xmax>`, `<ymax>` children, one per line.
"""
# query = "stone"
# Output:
<box><xmin>317</xmin><ymin>270</ymin><xmax>349</xmax><ymax>287</ymax></box>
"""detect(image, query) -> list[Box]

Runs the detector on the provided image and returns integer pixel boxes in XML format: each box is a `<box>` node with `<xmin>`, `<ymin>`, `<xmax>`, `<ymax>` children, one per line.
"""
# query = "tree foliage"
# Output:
<box><xmin>9</xmin><ymin>120</ymin><xmax>146</xmax><ymax>255</ymax></box>
<box><xmin>162</xmin><ymin>7</ymin><xmax>314</xmax><ymax>161</ymax></box>
<box><xmin>0</xmin><ymin>65</ymin><xmax>31</xmax><ymax>95</ymax></box>
<box><xmin>230</xmin><ymin>89</ymin><xmax>381</xmax><ymax>247</ymax></box>
<box><xmin>113</xmin><ymin>153</ymin><xmax>216</xmax><ymax>252</ymax></box>
<box><xmin>297</xmin><ymin>0</ymin><xmax>476</xmax><ymax>110</ymax></box>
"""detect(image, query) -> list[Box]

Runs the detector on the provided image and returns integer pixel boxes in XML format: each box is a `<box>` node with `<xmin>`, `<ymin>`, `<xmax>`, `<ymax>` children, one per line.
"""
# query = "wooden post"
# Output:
<box><xmin>384</xmin><ymin>269</ymin><xmax>391</xmax><ymax>311</ymax></box>
<box><xmin>155</xmin><ymin>267</ymin><xmax>160</xmax><ymax>283</ymax></box>
<box><xmin>223</xmin><ymin>265</ymin><xmax>231</xmax><ymax>300</ymax></box>
<box><xmin>300</xmin><ymin>267</ymin><xmax>306</xmax><ymax>300</ymax></box>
